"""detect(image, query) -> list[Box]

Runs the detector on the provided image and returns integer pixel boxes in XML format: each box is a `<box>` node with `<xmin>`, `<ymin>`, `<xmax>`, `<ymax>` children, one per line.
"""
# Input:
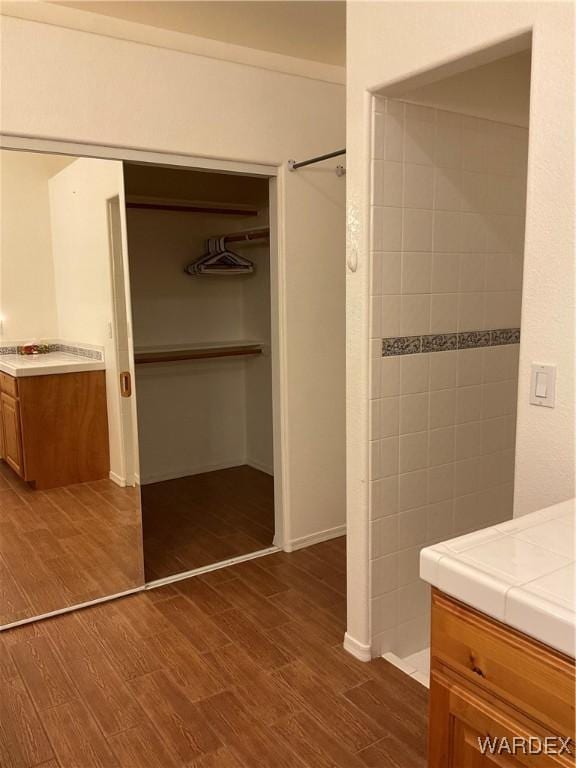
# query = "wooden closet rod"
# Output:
<box><xmin>135</xmin><ymin>344</ymin><xmax>263</xmax><ymax>365</ymax></box>
<box><xmin>126</xmin><ymin>202</ymin><xmax>258</xmax><ymax>217</ymax></box>
<box><xmin>221</xmin><ymin>228</ymin><xmax>270</xmax><ymax>244</ymax></box>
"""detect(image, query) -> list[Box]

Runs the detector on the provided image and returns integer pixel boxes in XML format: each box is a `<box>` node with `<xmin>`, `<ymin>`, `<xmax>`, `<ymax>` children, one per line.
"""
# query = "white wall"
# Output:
<box><xmin>0</xmin><ymin>15</ymin><xmax>346</xmax><ymax>548</ymax></box>
<box><xmin>400</xmin><ymin>50</ymin><xmax>531</xmax><ymax>128</ymax></box>
<box><xmin>49</xmin><ymin>157</ymin><xmax>127</xmax><ymax>482</ymax></box>
<box><xmin>0</xmin><ymin>150</ymin><xmax>71</xmax><ymax>341</ymax></box>
<box><xmin>346</xmin><ymin>2</ymin><xmax>574</xmax><ymax>658</ymax></box>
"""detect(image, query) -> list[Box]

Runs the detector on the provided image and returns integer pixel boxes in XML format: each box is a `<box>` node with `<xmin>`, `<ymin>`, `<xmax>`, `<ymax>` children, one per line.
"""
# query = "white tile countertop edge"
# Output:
<box><xmin>0</xmin><ymin>353</ymin><xmax>105</xmax><ymax>377</ymax></box>
<box><xmin>420</xmin><ymin>498</ymin><xmax>576</xmax><ymax>658</ymax></box>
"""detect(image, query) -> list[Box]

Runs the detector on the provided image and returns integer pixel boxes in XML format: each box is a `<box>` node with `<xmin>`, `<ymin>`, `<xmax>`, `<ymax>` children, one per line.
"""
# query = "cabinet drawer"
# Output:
<box><xmin>0</xmin><ymin>373</ymin><xmax>18</xmax><ymax>398</ymax></box>
<box><xmin>430</xmin><ymin>668</ymin><xmax>574</xmax><ymax>768</ymax></box>
<box><xmin>431</xmin><ymin>590</ymin><xmax>575</xmax><ymax>739</ymax></box>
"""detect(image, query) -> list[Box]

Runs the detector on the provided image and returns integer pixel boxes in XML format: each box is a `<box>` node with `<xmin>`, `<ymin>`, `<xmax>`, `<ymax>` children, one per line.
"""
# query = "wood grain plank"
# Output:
<box><xmin>10</xmin><ymin>636</ymin><xmax>76</xmax><ymax>711</ymax></box>
<box><xmin>40</xmin><ymin>700</ymin><xmax>121</xmax><ymax>768</ymax></box>
<box><xmin>210</xmin><ymin>609</ymin><xmax>293</xmax><ymax>671</ymax></box>
<box><xmin>0</xmin><ymin>676</ymin><xmax>54</xmax><ymax>768</ymax></box>
<box><xmin>155</xmin><ymin>596</ymin><xmax>230</xmax><ymax>654</ymax></box>
<box><xmin>274</xmin><ymin>711</ymin><xmax>367</xmax><ymax>768</ymax></box>
<box><xmin>274</xmin><ymin>661</ymin><xmax>386</xmax><ymax>753</ymax></box>
<box><xmin>109</xmin><ymin>725</ymin><xmax>180</xmax><ymax>768</ymax></box>
<box><xmin>129</xmin><ymin>670</ymin><xmax>221</xmax><ymax>763</ymax></box>
<box><xmin>215</xmin><ymin>578</ymin><xmax>290</xmax><ymax>629</ymax></box>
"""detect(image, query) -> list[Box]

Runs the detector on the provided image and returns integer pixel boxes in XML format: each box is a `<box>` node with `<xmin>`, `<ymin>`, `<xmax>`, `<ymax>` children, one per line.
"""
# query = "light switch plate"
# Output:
<box><xmin>530</xmin><ymin>363</ymin><xmax>556</xmax><ymax>408</ymax></box>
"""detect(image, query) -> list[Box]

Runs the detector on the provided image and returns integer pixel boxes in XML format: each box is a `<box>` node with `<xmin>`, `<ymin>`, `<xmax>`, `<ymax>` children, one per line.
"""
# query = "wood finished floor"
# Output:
<box><xmin>142</xmin><ymin>466</ymin><xmax>275</xmax><ymax>581</ymax></box>
<box><xmin>0</xmin><ymin>462</ymin><xmax>144</xmax><ymax>627</ymax></box>
<box><xmin>0</xmin><ymin>537</ymin><xmax>428</xmax><ymax>768</ymax></box>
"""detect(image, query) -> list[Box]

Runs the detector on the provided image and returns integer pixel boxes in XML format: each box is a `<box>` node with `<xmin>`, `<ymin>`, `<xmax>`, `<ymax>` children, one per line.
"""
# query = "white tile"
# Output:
<box><xmin>404</xmin><ymin>647</ymin><xmax>431</xmax><ymax>675</ymax></box>
<box><xmin>400</xmin><ymin>294</ymin><xmax>430</xmax><ymax>336</ymax></box>
<box><xmin>430</xmin><ymin>293</ymin><xmax>458</xmax><ymax>333</ymax></box>
<box><xmin>378</xmin><ymin>206</ymin><xmax>403</xmax><ymax>251</ymax></box>
<box><xmin>380</xmin><ymin>436</ymin><xmax>400</xmax><ymax>478</ymax></box>
<box><xmin>482</xmin><ymin>380</ymin><xmax>516</xmax><ymax>419</ymax></box>
<box><xmin>435</xmin><ymin>110</ymin><xmax>462</xmax><ymax>169</ymax></box>
<box><xmin>372</xmin><ymin>553</ymin><xmax>399</xmax><ymax>596</ymax></box>
<box><xmin>522</xmin><ymin>563</ymin><xmax>575</xmax><ymax>610</ymax></box>
<box><xmin>429</xmin><ymin>351</ymin><xmax>457</xmax><ymax>391</ymax></box>
<box><xmin>399</xmin><ymin>471</ymin><xmax>428</xmax><ymax>512</ymax></box>
<box><xmin>375</xmin><ymin>160</ymin><xmax>403</xmax><ymax>207</ymax></box>
<box><xmin>371</xmin><ymin>476</ymin><xmax>399</xmax><ymax>519</ymax></box>
<box><xmin>406</xmin><ymin>103</ymin><xmax>435</xmax><ymax>122</ymax></box>
<box><xmin>371</xmin><ymin>296</ymin><xmax>382</xmax><ymax>337</ymax></box>
<box><xmin>454</xmin><ymin>457</ymin><xmax>482</xmax><ymax>497</ymax></box>
<box><xmin>372</xmin><ymin>590</ymin><xmax>399</xmax><ymax>635</ymax></box>
<box><xmin>441</xmin><ymin>527</ymin><xmax>506</xmax><ymax>553</ymax></box>
<box><xmin>428</xmin><ymin>463</ymin><xmax>454</xmax><ymax>504</ymax></box>
<box><xmin>461</xmin><ymin>213</ymin><xmax>486</xmax><ymax>252</ymax></box>
<box><xmin>431</xmin><ymin>252</ymin><xmax>460</xmax><ymax>294</ymax></box>
<box><xmin>384</xmin><ymin>113</ymin><xmax>404</xmax><ymax>161</ymax></box>
<box><xmin>419</xmin><ymin>544</ymin><xmax>449</xmax><ymax>583</ymax></box>
<box><xmin>434</xmin><ymin>211</ymin><xmax>462</xmax><ymax>252</ymax></box>
<box><xmin>381</xmin><ymin>295</ymin><xmax>401</xmax><ymax>337</ymax></box>
<box><xmin>505</xmin><ymin>585</ymin><xmax>575</xmax><ymax>659</ymax></box>
<box><xmin>401</xmin><ymin>252</ymin><xmax>432</xmax><ymax>294</ymax></box>
<box><xmin>399</xmin><ymin>431</ymin><xmax>429</xmax><ymax>473</ymax></box>
<box><xmin>460</xmin><ymin>535</ymin><xmax>570</xmax><ymax>585</ymax></box>
<box><xmin>404</xmin><ymin>163</ymin><xmax>434</xmax><ymax>209</ymax></box>
<box><xmin>429</xmin><ymin>388</ymin><xmax>456</xmax><ymax>429</ymax></box>
<box><xmin>398</xmin><ymin>505</ymin><xmax>428</xmax><ymax>549</ymax></box>
<box><xmin>459</xmin><ymin>253</ymin><xmax>485</xmax><ymax>292</ymax></box>
<box><xmin>457</xmin><ymin>349</ymin><xmax>483</xmax><ymax>387</ymax></box>
<box><xmin>456</xmin><ymin>385</ymin><xmax>482</xmax><ymax>424</ymax></box>
<box><xmin>372</xmin><ymin>515</ymin><xmax>399</xmax><ymax>558</ymax></box>
<box><xmin>434</xmin><ymin>167</ymin><xmax>462</xmax><ymax>211</ymax></box>
<box><xmin>380</xmin><ymin>396</ymin><xmax>400</xmax><ymax>438</ymax></box>
<box><xmin>380</xmin><ymin>356</ymin><xmax>400</xmax><ymax>397</ymax></box>
<box><xmin>405</xmin><ymin>117</ymin><xmax>436</xmax><ymax>165</ymax></box>
<box><xmin>411</xmin><ymin>670</ymin><xmax>430</xmax><ymax>688</ymax></box>
<box><xmin>428</xmin><ymin>426</ymin><xmax>455</xmax><ymax>467</ymax></box>
<box><xmin>513</xmin><ymin>517</ymin><xmax>575</xmax><ymax>559</ymax></box>
<box><xmin>398</xmin><ymin>545</ymin><xmax>422</xmax><ymax>586</ymax></box>
<box><xmin>400</xmin><ymin>353</ymin><xmax>429</xmax><ymax>394</ymax></box>
<box><xmin>436</xmin><ymin>554</ymin><xmax>511</xmax><ymax>620</ymax></box>
<box><xmin>373</xmin><ymin>111</ymin><xmax>385</xmax><ymax>159</ymax></box>
<box><xmin>398</xmin><ymin>580</ymin><xmax>429</xmax><ymax>624</ymax></box>
<box><xmin>403</xmin><ymin>209</ymin><xmax>433</xmax><ymax>252</ymax></box>
<box><xmin>393</xmin><ymin>613</ymin><xmax>431</xmax><ymax>657</ymax></box>
<box><xmin>399</xmin><ymin>392</ymin><xmax>429</xmax><ymax>435</ymax></box>
<box><xmin>457</xmin><ymin>291</ymin><xmax>485</xmax><ymax>331</ymax></box>
<box><xmin>380</xmin><ymin>252</ymin><xmax>402</xmax><ymax>294</ymax></box>
<box><xmin>462</xmin><ymin>126</ymin><xmax>486</xmax><ymax>173</ymax></box>
<box><xmin>427</xmin><ymin>499</ymin><xmax>454</xmax><ymax>542</ymax></box>
<box><xmin>454</xmin><ymin>421</ymin><xmax>482</xmax><ymax>460</ymax></box>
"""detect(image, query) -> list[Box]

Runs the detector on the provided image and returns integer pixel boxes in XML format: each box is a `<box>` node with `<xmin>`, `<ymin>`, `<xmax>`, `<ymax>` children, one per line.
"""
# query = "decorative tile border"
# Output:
<box><xmin>382</xmin><ymin>328</ymin><xmax>520</xmax><ymax>357</ymax></box>
<box><xmin>0</xmin><ymin>342</ymin><xmax>103</xmax><ymax>361</ymax></box>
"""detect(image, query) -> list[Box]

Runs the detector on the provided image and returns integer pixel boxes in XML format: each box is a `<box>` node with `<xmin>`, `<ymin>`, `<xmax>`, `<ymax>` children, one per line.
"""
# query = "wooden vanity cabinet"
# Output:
<box><xmin>429</xmin><ymin>589</ymin><xmax>575</xmax><ymax>767</ymax></box>
<box><xmin>0</xmin><ymin>370</ymin><xmax>110</xmax><ymax>489</ymax></box>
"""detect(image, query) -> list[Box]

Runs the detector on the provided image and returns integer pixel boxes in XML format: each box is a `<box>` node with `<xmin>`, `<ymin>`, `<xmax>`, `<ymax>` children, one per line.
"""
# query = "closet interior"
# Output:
<box><xmin>123</xmin><ymin>164</ymin><xmax>275</xmax><ymax>581</ymax></box>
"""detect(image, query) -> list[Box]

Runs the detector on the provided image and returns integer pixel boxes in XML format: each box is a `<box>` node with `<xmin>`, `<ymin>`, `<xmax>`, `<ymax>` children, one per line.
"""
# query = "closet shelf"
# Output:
<box><xmin>134</xmin><ymin>341</ymin><xmax>263</xmax><ymax>365</ymax></box>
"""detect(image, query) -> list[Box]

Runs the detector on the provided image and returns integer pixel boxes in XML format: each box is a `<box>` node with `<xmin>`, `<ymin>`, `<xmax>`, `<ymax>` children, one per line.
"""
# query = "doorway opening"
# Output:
<box><xmin>366</xmin><ymin>38</ymin><xmax>532</xmax><ymax>684</ymax></box>
<box><xmin>122</xmin><ymin>162</ymin><xmax>278</xmax><ymax>583</ymax></box>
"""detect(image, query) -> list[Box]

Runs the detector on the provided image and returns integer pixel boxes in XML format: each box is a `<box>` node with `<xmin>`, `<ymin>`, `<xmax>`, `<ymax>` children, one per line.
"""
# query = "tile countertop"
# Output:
<box><xmin>0</xmin><ymin>353</ymin><xmax>105</xmax><ymax>378</ymax></box>
<box><xmin>420</xmin><ymin>498</ymin><xmax>575</xmax><ymax>658</ymax></box>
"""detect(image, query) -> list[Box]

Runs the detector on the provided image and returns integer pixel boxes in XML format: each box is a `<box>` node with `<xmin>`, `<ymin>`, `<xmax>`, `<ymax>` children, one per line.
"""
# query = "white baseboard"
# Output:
<box><xmin>343</xmin><ymin>632</ymin><xmax>372</xmax><ymax>662</ymax></box>
<box><xmin>140</xmin><ymin>459</ymin><xmax>245</xmax><ymax>485</ymax></box>
<box><xmin>245</xmin><ymin>458</ymin><xmax>274</xmax><ymax>476</ymax></box>
<box><xmin>109</xmin><ymin>471</ymin><xmax>126</xmax><ymax>487</ymax></box>
<box><xmin>284</xmin><ymin>523</ymin><xmax>345</xmax><ymax>552</ymax></box>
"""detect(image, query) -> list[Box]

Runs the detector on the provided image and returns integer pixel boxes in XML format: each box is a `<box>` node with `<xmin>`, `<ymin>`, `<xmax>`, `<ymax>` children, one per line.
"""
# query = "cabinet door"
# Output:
<box><xmin>1</xmin><ymin>393</ymin><xmax>24</xmax><ymax>477</ymax></box>
<box><xmin>429</xmin><ymin>670</ymin><xmax>573</xmax><ymax>768</ymax></box>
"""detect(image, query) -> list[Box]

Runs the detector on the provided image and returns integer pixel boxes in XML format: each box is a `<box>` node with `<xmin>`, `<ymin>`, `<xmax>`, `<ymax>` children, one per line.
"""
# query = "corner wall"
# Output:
<box><xmin>347</xmin><ymin>2</ymin><xmax>574</xmax><ymax>657</ymax></box>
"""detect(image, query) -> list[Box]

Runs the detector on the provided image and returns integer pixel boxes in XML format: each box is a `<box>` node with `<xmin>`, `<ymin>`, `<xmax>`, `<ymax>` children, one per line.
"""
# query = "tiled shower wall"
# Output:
<box><xmin>369</xmin><ymin>98</ymin><xmax>528</xmax><ymax>657</ymax></box>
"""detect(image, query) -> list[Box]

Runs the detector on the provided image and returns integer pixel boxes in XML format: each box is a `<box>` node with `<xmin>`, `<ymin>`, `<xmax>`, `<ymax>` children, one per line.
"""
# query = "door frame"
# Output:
<box><xmin>0</xmin><ymin>134</ymin><xmax>290</xmax><ymax>553</ymax></box>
